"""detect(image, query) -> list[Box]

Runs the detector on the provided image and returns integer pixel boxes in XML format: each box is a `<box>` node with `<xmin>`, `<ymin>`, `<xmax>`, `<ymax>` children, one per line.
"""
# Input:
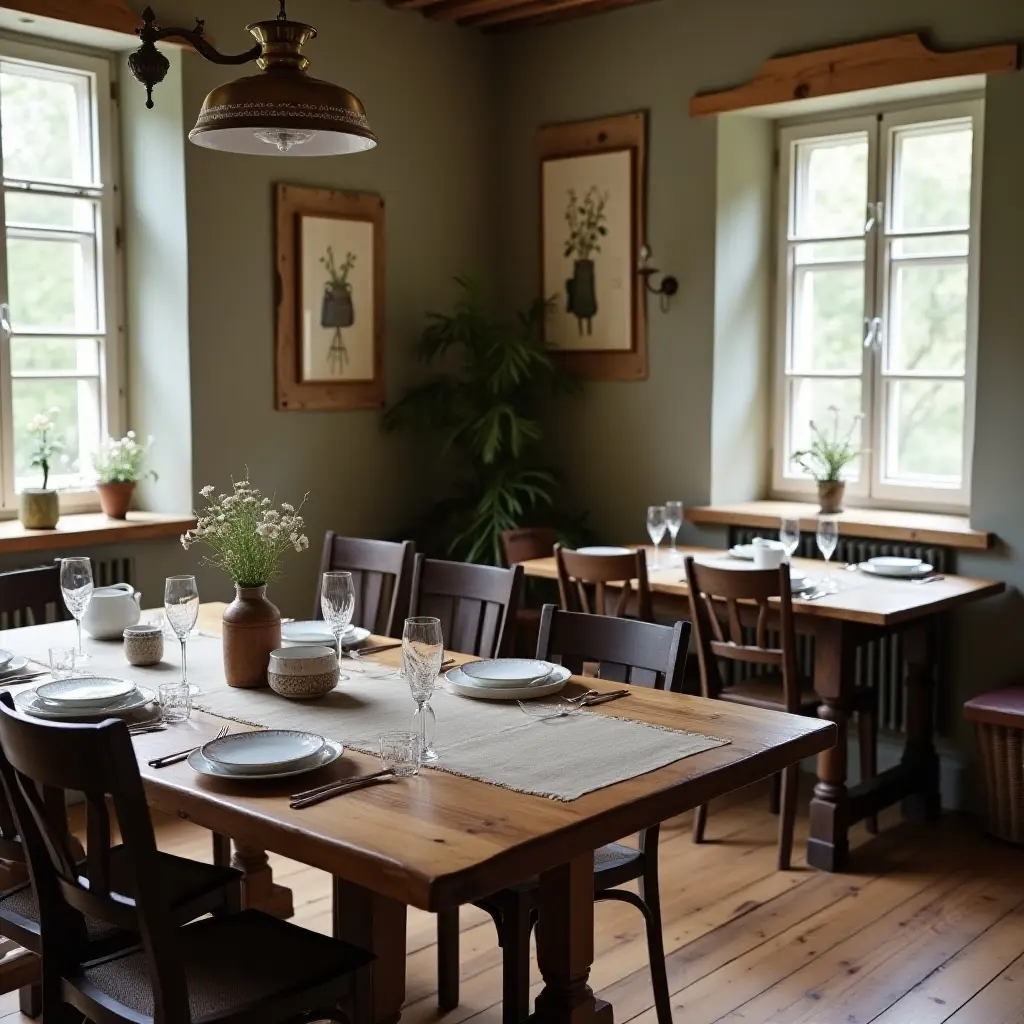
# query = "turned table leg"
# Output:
<box><xmin>230</xmin><ymin>841</ymin><xmax>294</xmax><ymax>919</ymax></box>
<box><xmin>901</xmin><ymin>621</ymin><xmax>941</xmax><ymax>822</ymax></box>
<box><xmin>531</xmin><ymin>854</ymin><xmax>613</xmax><ymax>1024</ymax></box>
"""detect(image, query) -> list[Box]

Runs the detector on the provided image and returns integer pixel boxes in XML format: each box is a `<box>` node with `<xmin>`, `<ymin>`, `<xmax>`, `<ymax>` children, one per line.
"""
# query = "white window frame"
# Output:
<box><xmin>771</xmin><ymin>98</ymin><xmax>983</xmax><ymax>512</ymax></box>
<box><xmin>0</xmin><ymin>36</ymin><xmax>124</xmax><ymax>515</ymax></box>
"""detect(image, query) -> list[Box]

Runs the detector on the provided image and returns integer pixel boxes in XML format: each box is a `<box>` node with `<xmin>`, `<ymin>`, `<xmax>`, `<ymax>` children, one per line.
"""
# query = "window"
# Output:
<box><xmin>772</xmin><ymin>100</ymin><xmax>982</xmax><ymax>509</ymax></box>
<box><xmin>0</xmin><ymin>38</ymin><xmax>122</xmax><ymax>510</ymax></box>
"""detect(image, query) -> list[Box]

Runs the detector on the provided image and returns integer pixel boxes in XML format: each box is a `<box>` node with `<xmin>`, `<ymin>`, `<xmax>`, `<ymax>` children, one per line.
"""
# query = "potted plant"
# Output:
<box><xmin>791</xmin><ymin>406</ymin><xmax>864</xmax><ymax>513</ymax></box>
<box><xmin>92</xmin><ymin>431</ymin><xmax>156</xmax><ymax>519</ymax></box>
<box><xmin>20</xmin><ymin>408</ymin><xmax>62</xmax><ymax>529</ymax></box>
<box><xmin>181</xmin><ymin>477</ymin><xmax>309</xmax><ymax>688</ymax></box>
<box><xmin>320</xmin><ymin>246</ymin><xmax>356</xmax><ymax>375</ymax></box>
<box><xmin>564</xmin><ymin>186</ymin><xmax>608</xmax><ymax>336</ymax></box>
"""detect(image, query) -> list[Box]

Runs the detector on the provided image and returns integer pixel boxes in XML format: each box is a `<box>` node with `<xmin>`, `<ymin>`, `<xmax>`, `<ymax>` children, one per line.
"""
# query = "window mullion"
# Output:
<box><xmin>0</xmin><ymin>88</ymin><xmax>12</xmax><ymax>512</ymax></box>
<box><xmin>861</xmin><ymin>115</ymin><xmax>882</xmax><ymax>500</ymax></box>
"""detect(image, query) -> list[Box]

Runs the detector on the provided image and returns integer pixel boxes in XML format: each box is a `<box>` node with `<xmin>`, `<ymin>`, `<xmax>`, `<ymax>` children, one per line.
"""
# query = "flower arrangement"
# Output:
<box><xmin>564</xmin><ymin>186</ymin><xmax>608</xmax><ymax>261</ymax></box>
<box><xmin>92</xmin><ymin>431</ymin><xmax>157</xmax><ymax>484</ymax></box>
<box><xmin>181</xmin><ymin>477</ymin><xmax>309</xmax><ymax>588</ymax></box>
<box><xmin>791</xmin><ymin>406</ymin><xmax>864</xmax><ymax>483</ymax></box>
<box><xmin>26</xmin><ymin>408</ymin><xmax>63</xmax><ymax>490</ymax></box>
<box><xmin>321</xmin><ymin>246</ymin><xmax>356</xmax><ymax>297</ymax></box>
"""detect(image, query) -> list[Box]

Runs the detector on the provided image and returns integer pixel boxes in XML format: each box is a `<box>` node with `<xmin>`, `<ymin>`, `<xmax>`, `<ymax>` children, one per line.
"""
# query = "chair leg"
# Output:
<box><xmin>638</xmin><ymin>868</ymin><xmax>672</xmax><ymax>1024</ymax></box>
<box><xmin>768</xmin><ymin>772</ymin><xmax>782</xmax><ymax>815</ymax></box>
<box><xmin>859</xmin><ymin>704</ymin><xmax>879</xmax><ymax>835</ymax></box>
<box><xmin>436</xmin><ymin>907</ymin><xmax>460</xmax><ymax>1012</ymax></box>
<box><xmin>499</xmin><ymin>899</ymin><xmax>533</xmax><ymax>1024</ymax></box>
<box><xmin>18</xmin><ymin>983</ymin><xmax>41</xmax><ymax>1019</ymax></box>
<box><xmin>777</xmin><ymin>765</ymin><xmax>799</xmax><ymax>871</ymax></box>
<box><xmin>692</xmin><ymin>802</ymin><xmax>708</xmax><ymax>843</ymax></box>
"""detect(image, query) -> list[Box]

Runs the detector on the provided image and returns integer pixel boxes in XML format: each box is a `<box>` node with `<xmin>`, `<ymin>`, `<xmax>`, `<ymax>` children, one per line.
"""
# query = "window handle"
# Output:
<box><xmin>863</xmin><ymin>316</ymin><xmax>882</xmax><ymax>350</ymax></box>
<box><xmin>0</xmin><ymin>303</ymin><xmax>11</xmax><ymax>339</ymax></box>
<box><xmin>864</xmin><ymin>201</ymin><xmax>883</xmax><ymax>234</ymax></box>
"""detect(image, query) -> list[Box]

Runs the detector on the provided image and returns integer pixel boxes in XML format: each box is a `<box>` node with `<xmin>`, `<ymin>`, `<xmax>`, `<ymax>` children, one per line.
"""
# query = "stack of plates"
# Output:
<box><xmin>858</xmin><ymin>556</ymin><xmax>934</xmax><ymax>579</ymax></box>
<box><xmin>446</xmin><ymin>658</ymin><xmax>571</xmax><ymax>701</ymax></box>
<box><xmin>0</xmin><ymin>648</ymin><xmax>33</xmax><ymax>684</ymax></box>
<box><xmin>728</xmin><ymin>539</ymin><xmax>786</xmax><ymax>560</ymax></box>
<box><xmin>575</xmin><ymin>546</ymin><xmax>633</xmax><ymax>556</ymax></box>
<box><xmin>14</xmin><ymin>676</ymin><xmax>156</xmax><ymax>721</ymax></box>
<box><xmin>282</xmin><ymin>620</ymin><xmax>371</xmax><ymax>648</ymax></box>
<box><xmin>187</xmin><ymin>729</ymin><xmax>342</xmax><ymax>780</ymax></box>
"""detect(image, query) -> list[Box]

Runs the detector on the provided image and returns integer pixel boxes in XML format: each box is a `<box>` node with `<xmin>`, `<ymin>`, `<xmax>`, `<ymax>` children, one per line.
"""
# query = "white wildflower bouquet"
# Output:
<box><xmin>27</xmin><ymin>408</ymin><xmax>63</xmax><ymax>490</ymax></box>
<box><xmin>92</xmin><ymin>431</ymin><xmax>156</xmax><ymax>484</ymax></box>
<box><xmin>181</xmin><ymin>476</ymin><xmax>310</xmax><ymax>588</ymax></box>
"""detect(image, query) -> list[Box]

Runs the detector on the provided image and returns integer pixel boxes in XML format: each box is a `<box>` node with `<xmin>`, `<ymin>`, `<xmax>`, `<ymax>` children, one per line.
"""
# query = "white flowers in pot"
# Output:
<box><xmin>20</xmin><ymin>407</ymin><xmax>63</xmax><ymax>529</ymax></box>
<box><xmin>91</xmin><ymin>431</ymin><xmax>156</xmax><ymax>519</ymax></box>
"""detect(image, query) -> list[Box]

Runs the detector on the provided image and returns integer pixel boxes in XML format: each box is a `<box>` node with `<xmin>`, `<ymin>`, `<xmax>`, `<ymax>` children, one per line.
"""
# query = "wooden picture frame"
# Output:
<box><xmin>275</xmin><ymin>183</ymin><xmax>386</xmax><ymax>411</ymax></box>
<box><xmin>539</xmin><ymin>111</ymin><xmax>647</xmax><ymax>381</ymax></box>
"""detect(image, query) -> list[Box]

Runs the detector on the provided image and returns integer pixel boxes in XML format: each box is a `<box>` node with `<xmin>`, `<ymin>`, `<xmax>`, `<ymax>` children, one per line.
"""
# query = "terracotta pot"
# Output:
<box><xmin>222</xmin><ymin>586</ymin><xmax>282</xmax><ymax>689</ymax></box>
<box><xmin>97</xmin><ymin>481</ymin><xmax>135</xmax><ymax>519</ymax></box>
<box><xmin>817</xmin><ymin>480</ymin><xmax>846</xmax><ymax>514</ymax></box>
<box><xmin>19</xmin><ymin>489</ymin><xmax>59</xmax><ymax>529</ymax></box>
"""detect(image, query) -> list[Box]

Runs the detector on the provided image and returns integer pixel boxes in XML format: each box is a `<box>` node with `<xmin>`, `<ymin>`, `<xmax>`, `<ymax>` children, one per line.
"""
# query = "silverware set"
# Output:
<box><xmin>289</xmin><ymin>769</ymin><xmax>396</xmax><ymax>809</ymax></box>
<box><xmin>127</xmin><ymin>721</ymin><xmax>167</xmax><ymax>736</ymax></box>
<box><xmin>147</xmin><ymin>724</ymin><xmax>229</xmax><ymax>768</ymax></box>
<box><xmin>518</xmin><ymin>688</ymin><xmax>631</xmax><ymax>720</ymax></box>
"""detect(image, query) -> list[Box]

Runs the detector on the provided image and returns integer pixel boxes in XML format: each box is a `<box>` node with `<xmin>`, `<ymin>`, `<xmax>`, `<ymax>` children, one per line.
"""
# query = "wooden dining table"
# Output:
<box><xmin>0</xmin><ymin>602</ymin><xmax>834</xmax><ymax>1024</ymax></box>
<box><xmin>519</xmin><ymin>545</ymin><xmax>1005</xmax><ymax>873</ymax></box>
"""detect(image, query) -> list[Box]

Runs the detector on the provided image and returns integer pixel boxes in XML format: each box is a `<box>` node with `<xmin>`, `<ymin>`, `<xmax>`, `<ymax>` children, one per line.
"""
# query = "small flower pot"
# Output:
<box><xmin>817</xmin><ymin>480</ymin><xmax>846</xmax><ymax>514</ymax></box>
<box><xmin>19</xmin><ymin>489</ymin><xmax>58</xmax><ymax>529</ymax></box>
<box><xmin>97</xmin><ymin>481</ymin><xmax>135</xmax><ymax>519</ymax></box>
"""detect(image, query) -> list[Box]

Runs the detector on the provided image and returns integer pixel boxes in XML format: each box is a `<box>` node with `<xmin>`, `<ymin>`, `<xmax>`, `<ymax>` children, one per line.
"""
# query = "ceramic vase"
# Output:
<box><xmin>222</xmin><ymin>585</ymin><xmax>281</xmax><ymax>689</ymax></box>
<box><xmin>565</xmin><ymin>258</ymin><xmax>597</xmax><ymax>335</ymax></box>
<box><xmin>97</xmin><ymin>481</ymin><xmax>135</xmax><ymax>519</ymax></box>
<box><xmin>817</xmin><ymin>480</ymin><xmax>846</xmax><ymax>514</ymax></box>
<box><xmin>19</xmin><ymin>489</ymin><xmax>59</xmax><ymax>529</ymax></box>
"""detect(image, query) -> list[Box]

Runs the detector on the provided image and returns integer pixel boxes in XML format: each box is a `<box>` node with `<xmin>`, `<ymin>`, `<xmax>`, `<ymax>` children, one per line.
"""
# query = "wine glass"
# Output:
<box><xmin>646</xmin><ymin>505</ymin><xmax>667</xmax><ymax>569</ymax></box>
<box><xmin>321</xmin><ymin>571</ymin><xmax>356</xmax><ymax>681</ymax></box>
<box><xmin>816</xmin><ymin>516</ymin><xmax>840</xmax><ymax>590</ymax></box>
<box><xmin>779</xmin><ymin>517</ymin><xmax>801</xmax><ymax>563</ymax></box>
<box><xmin>665</xmin><ymin>501</ymin><xmax>684</xmax><ymax>565</ymax></box>
<box><xmin>60</xmin><ymin>557</ymin><xmax>94</xmax><ymax>662</ymax></box>
<box><xmin>403</xmin><ymin>616</ymin><xmax>443</xmax><ymax>764</ymax></box>
<box><xmin>164</xmin><ymin>576</ymin><xmax>200</xmax><ymax>695</ymax></box>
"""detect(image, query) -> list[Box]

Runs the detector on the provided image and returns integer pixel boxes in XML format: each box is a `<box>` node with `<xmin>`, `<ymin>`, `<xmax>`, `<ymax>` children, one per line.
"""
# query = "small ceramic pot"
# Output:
<box><xmin>268</xmin><ymin>645</ymin><xmax>339</xmax><ymax>700</ymax></box>
<box><xmin>19</xmin><ymin>489</ymin><xmax>59</xmax><ymax>529</ymax></box>
<box><xmin>817</xmin><ymin>480</ymin><xmax>846</xmax><ymax>514</ymax></box>
<box><xmin>97</xmin><ymin>481</ymin><xmax>135</xmax><ymax>519</ymax></box>
<box><xmin>123</xmin><ymin>624</ymin><xmax>164</xmax><ymax>666</ymax></box>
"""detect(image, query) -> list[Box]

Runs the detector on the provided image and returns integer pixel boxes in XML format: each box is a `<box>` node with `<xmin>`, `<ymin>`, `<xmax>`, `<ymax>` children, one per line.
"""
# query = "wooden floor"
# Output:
<box><xmin>3</xmin><ymin>782</ymin><xmax>1024</xmax><ymax>1024</ymax></box>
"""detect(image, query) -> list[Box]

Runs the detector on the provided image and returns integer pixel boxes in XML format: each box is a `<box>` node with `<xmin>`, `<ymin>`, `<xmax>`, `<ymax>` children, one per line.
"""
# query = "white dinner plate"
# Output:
<box><xmin>0</xmin><ymin>650</ymin><xmax>13</xmax><ymax>672</ymax></box>
<box><xmin>15</xmin><ymin>684</ymin><xmax>155</xmax><ymax>720</ymax></box>
<box><xmin>281</xmin><ymin>622</ymin><xmax>371</xmax><ymax>648</ymax></box>
<box><xmin>446</xmin><ymin>664</ymin><xmax>570</xmax><ymax>701</ymax></box>
<box><xmin>36</xmin><ymin>676</ymin><xmax>137</xmax><ymax>708</ymax></box>
<box><xmin>859</xmin><ymin>561</ymin><xmax>934</xmax><ymax>579</ymax></box>
<box><xmin>188</xmin><ymin>738</ymin><xmax>343</xmax><ymax>781</ymax></box>
<box><xmin>575</xmin><ymin>546</ymin><xmax>633</xmax><ymax>556</ymax></box>
<box><xmin>0</xmin><ymin>658</ymin><xmax>31</xmax><ymax>681</ymax></box>
<box><xmin>202</xmin><ymin>729</ymin><xmax>327</xmax><ymax>774</ymax></box>
<box><xmin>866</xmin><ymin>556</ymin><xmax>923</xmax><ymax>576</ymax></box>
<box><xmin>460</xmin><ymin>658</ymin><xmax>554</xmax><ymax>688</ymax></box>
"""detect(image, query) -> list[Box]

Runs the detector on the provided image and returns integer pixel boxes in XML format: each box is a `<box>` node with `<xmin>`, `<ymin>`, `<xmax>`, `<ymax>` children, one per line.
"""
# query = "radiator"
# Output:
<box><xmin>730</xmin><ymin>526</ymin><xmax>950</xmax><ymax>736</ymax></box>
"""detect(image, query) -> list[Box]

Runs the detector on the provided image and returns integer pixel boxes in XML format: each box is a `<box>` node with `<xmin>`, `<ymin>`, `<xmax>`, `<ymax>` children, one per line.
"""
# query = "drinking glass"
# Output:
<box><xmin>665</xmin><ymin>501</ymin><xmax>684</xmax><ymax>565</ymax></box>
<box><xmin>646</xmin><ymin>505</ymin><xmax>667</xmax><ymax>568</ymax></box>
<box><xmin>164</xmin><ymin>576</ymin><xmax>200</xmax><ymax>695</ymax></box>
<box><xmin>379</xmin><ymin>731</ymin><xmax>421</xmax><ymax>777</ymax></box>
<box><xmin>48</xmin><ymin>647</ymin><xmax>75</xmax><ymax>680</ymax></box>
<box><xmin>779</xmin><ymin>517</ymin><xmax>801</xmax><ymax>563</ymax></box>
<box><xmin>60</xmin><ymin>557</ymin><xmax>94</xmax><ymax>662</ymax></box>
<box><xmin>321</xmin><ymin>571</ymin><xmax>356</xmax><ymax>681</ymax></box>
<box><xmin>403</xmin><ymin>616</ymin><xmax>443</xmax><ymax>764</ymax></box>
<box><xmin>816</xmin><ymin>516</ymin><xmax>840</xmax><ymax>590</ymax></box>
<box><xmin>159</xmin><ymin>681</ymin><xmax>191</xmax><ymax>723</ymax></box>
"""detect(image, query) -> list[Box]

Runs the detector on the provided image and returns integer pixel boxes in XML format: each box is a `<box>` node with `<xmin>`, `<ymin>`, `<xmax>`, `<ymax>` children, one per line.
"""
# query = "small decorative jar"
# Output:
<box><xmin>123</xmin><ymin>623</ymin><xmax>164</xmax><ymax>667</ymax></box>
<box><xmin>268</xmin><ymin>645</ymin><xmax>339</xmax><ymax>700</ymax></box>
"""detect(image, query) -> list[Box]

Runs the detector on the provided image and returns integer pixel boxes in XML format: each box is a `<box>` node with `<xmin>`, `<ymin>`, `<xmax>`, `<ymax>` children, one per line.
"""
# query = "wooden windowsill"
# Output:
<box><xmin>685</xmin><ymin>500</ymin><xmax>992</xmax><ymax>550</ymax></box>
<box><xmin>0</xmin><ymin>512</ymin><xmax>195</xmax><ymax>556</ymax></box>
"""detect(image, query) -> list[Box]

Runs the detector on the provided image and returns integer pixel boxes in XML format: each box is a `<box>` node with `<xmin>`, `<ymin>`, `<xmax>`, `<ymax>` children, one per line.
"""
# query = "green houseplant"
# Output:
<box><xmin>92</xmin><ymin>431</ymin><xmax>157</xmax><ymax>519</ymax></box>
<box><xmin>791</xmin><ymin>406</ymin><xmax>864</xmax><ymax>513</ymax></box>
<box><xmin>384</xmin><ymin>278</ymin><xmax>577</xmax><ymax>565</ymax></box>
<box><xmin>20</xmin><ymin>408</ymin><xmax>62</xmax><ymax>529</ymax></box>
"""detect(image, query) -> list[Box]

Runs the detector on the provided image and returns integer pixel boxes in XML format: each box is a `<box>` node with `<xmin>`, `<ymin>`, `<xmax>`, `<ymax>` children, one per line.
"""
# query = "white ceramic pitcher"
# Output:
<box><xmin>82</xmin><ymin>583</ymin><xmax>142</xmax><ymax>639</ymax></box>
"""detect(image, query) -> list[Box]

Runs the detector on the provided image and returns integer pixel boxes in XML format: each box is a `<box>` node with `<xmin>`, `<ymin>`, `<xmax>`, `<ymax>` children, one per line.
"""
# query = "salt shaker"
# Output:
<box><xmin>123</xmin><ymin>623</ymin><xmax>164</xmax><ymax>666</ymax></box>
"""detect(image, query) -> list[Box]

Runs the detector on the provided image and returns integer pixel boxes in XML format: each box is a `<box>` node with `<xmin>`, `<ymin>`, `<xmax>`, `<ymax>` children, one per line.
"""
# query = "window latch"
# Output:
<box><xmin>864</xmin><ymin>201</ymin><xmax>883</xmax><ymax>234</ymax></box>
<box><xmin>0</xmin><ymin>303</ymin><xmax>11</xmax><ymax>339</ymax></box>
<box><xmin>863</xmin><ymin>316</ymin><xmax>882</xmax><ymax>350</ymax></box>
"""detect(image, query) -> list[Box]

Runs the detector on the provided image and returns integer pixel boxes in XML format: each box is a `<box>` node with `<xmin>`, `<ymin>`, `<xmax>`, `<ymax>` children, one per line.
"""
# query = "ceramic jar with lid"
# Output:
<box><xmin>123</xmin><ymin>624</ymin><xmax>164</xmax><ymax>666</ymax></box>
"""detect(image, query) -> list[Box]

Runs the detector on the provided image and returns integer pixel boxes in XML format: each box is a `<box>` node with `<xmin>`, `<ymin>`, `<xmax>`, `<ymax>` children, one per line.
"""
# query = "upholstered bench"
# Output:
<box><xmin>964</xmin><ymin>685</ymin><xmax>1024</xmax><ymax>844</ymax></box>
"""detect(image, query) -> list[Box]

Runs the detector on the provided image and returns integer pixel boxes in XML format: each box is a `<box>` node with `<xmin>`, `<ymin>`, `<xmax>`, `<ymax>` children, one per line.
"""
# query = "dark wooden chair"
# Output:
<box><xmin>0</xmin><ymin>566</ymin><xmax>68</xmax><ymax>628</ymax></box>
<box><xmin>500</xmin><ymin>528</ymin><xmax>557</xmax><ymax>657</ymax></box>
<box><xmin>555</xmin><ymin>544</ymin><xmax>653</xmax><ymax>622</ymax></box>
<box><xmin>436</xmin><ymin>605</ymin><xmax>690</xmax><ymax>1024</ymax></box>
<box><xmin>409</xmin><ymin>555</ymin><xmax>523</xmax><ymax>658</ymax></box>
<box><xmin>313</xmin><ymin>534</ymin><xmax>415</xmax><ymax>638</ymax></box>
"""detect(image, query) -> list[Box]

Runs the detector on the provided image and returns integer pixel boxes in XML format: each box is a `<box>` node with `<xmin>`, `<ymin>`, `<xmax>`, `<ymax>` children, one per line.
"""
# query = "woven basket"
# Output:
<box><xmin>974</xmin><ymin>722</ymin><xmax>1024</xmax><ymax>844</ymax></box>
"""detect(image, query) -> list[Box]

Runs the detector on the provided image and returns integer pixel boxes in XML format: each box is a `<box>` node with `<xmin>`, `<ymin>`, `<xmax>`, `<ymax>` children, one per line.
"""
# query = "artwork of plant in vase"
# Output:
<box><xmin>320</xmin><ymin>246</ymin><xmax>356</xmax><ymax>375</ymax></box>
<box><xmin>563</xmin><ymin>186</ymin><xmax>607</xmax><ymax>336</ymax></box>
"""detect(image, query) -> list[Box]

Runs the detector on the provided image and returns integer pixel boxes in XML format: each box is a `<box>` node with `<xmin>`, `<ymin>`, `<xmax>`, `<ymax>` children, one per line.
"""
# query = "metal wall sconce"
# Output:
<box><xmin>637</xmin><ymin>245</ymin><xmax>678</xmax><ymax>313</ymax></box>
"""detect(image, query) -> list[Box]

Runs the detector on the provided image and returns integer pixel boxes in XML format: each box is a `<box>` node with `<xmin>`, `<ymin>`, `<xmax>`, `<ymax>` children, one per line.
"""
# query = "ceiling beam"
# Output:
<box><xmin>427</xmin><ymin>0</ymin><xmax>533</xmax><ymax>23</ymax></box>
<box><xmin>0</xmin><ymin>0</ymin><xmax>139</xmax><ymax>35</ymax></box>
<box><xmin>386</xmin><ymin>0</ymin><xmax>446</xmax><ymax>11</ymax></box>
<box><xmin>480</xmin><ymin>0</ymin><xmax>652</xmax><ymax>29</ymax></box>
<box><xmin>466</xmin><ymin>0</ymin><xmax>604</xmax><ymax>28</ymax></box>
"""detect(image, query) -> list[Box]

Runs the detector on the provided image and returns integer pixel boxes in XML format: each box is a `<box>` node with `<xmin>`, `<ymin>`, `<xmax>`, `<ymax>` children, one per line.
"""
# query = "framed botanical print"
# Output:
<box><xmin>539</xmin><ymin>111</ymin><xmax>647</xmax><ymax>380</ymax></box>
<box><xmin>275</xmin><ymin>183</ymin><xmax>385</xmax><ymax>410</ymax></box>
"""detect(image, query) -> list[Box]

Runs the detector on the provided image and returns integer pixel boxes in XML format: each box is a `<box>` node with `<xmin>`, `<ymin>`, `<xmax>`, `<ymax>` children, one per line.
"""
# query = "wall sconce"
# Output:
<box><xmin>637</xmin><ymin>245</ymin><xmax>678</xmax><ymax>313</ymax></box>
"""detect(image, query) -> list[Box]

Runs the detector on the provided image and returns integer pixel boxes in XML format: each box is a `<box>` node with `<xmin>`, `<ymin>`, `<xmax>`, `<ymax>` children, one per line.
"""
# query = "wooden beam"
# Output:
<box><xmin>465</xmin><ymin>0</ymin><xmax>605</xmax><ymax>27</ymax></box>
<box><xmin>387</xmin><ymin>0</ymin><xmax>445</xmax><ymax>10</ymax></box>
<box><xmin>690</xmin><ymin>33</ymin><xmax>1020</xmax><ymax>118</ymax></box>
<box><xmin>428</xmin><ymin>0</ymin><xmax>529</xmax><ymax>23</ymax></box>
<box><xmin>0</xmin><ymin>0</ymin><xmax>140</xmax><ymax>36</ymax></box>
<box><xmin>482</xmin><ymin>0</ymin><xmax>653</xmax><ymax>30</ymax></box>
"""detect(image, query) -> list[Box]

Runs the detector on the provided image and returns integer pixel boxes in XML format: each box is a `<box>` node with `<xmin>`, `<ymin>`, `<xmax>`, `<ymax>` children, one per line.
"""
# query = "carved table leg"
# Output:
<box><xmin>230</xmin><ymin>841</ymin><xmax>294</xmax><ymax>919</ymax></box>
<box><xmin>901</xmin><ymin>621</ymin><xmax>941</xmax><ymax>822</ymax></box>
<box><xmin>530</xmin><ymin>854</ymin><xmax>613</xmax><ymax>1024</ymax></box>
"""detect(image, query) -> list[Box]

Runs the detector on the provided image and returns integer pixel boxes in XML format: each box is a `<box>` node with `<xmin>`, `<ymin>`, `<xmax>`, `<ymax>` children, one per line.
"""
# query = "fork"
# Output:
<box><xmin>518</xmin><ymin>690</ymin><xmax>629</xmax><ymax>720</ymax></box>
<box><xmin>147</xmin><ymin>724</ymin><xmax>229</xmax><ymax>768</ymax></box>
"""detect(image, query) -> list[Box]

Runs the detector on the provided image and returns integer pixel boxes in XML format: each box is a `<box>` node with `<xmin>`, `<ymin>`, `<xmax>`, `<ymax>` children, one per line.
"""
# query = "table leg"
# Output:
<box><xmin>807</xmin><ymin>619</ymin><xmax>855</xmax><ymax>873</ymax></box>
<box><xmin>332</xmin><ymin>877</ymin><xmax>406</xmax><ymax>1024</ymax></box>
<box><xmin>900</xmin><ymin>622</ymin><xmax>941</xmax><ymax>822</ymax></box>
<box><xmin>230</xmin><ymin>841</ymin><xmax>294</xmax><ymax>919</ymax></box>
<box><xmin>530</xmin><ymin>854</ymin><xmax>613</xmax><ymax>1024</ymax></box>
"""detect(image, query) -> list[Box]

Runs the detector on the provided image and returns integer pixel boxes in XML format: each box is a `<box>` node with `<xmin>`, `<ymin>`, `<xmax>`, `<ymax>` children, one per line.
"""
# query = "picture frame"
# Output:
<box><xmin>274</xmin><ymin>183</ymin><xmax>386</xmax><ymax>411</ymax></box>
<box><xmin>539</xmin><ymin>111</ymin><xmax>647</xmax><ymax>381</ymax></box>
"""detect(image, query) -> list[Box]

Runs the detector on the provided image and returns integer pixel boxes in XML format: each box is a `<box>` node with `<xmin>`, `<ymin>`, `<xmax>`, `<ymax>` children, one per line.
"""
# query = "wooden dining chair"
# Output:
<box><xmin>436</xmin><ymin>605</ymin><xmax>690</xmax><ymax>1024</ymax></box>
<box><xmin>313</xmin><ymin>534</ymin><xmax>415</xmax><ymax>638</ymax></box>
<box><xmin>500</xmin><ymin>528</ymin><xmax>557</xmax><ymax>656</ymax></box>
<box><xmin>0</xmin><ymin>693</ymin><xmax>373</xmax><ymax>1024</ymax></box>
<box><xmin>409</xmin><ymin>555</ymin><xmax>523</xmax><ymax>658</ymax></box>
<box><xmin>555</xmin><ymin>544</ymin><xmax>653</xmax><ymax>621</ymax></box>
<box><xmin>0</xmin><ymin>567</ymin><xmax>68</xmax><ymax>628</ymax></box>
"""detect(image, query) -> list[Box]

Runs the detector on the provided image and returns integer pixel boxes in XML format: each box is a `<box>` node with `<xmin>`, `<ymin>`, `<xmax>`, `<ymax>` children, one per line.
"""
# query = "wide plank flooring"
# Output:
<box><xmin>3</xmin><ymin>782</ymin><xmax>1023</xmax><ymax>1024</ymax></box>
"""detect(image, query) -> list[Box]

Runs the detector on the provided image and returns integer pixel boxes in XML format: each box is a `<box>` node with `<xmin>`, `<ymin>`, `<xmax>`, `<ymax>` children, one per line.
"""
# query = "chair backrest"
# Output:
<box><xmin>313</xmin><ymin>534</ymin><xmax>415</xmax><ymax>637</ymax></box>
<box><xmin>500</xmin><ymin>527</ymin><xmax>556</xmax><ymax>566</ymax></box>
<box><xmin>536</xmin><ymin>605</ymin><xmax>690</xmax><ymax>691</ymax></box>
<box><xmin>555</xmin><ymin>545</ymin><xmax>653</xmax><ymax>621</ymax></box>
<box><xmin>684</xmin><ymin>556</ymin><xmax>801</xmax><ymax>712</ymax></box>
<box><xmin>409</xmin><ymin>556</ymin><xmax>523</xmax><ymax>658</ymax></box>
<box><xmin>0</xmin><ymin>693</ymin><xmax>190</xmax><ymax>1019</ymax></box>
<box><xmin>0</xmin><ymin>566</ymin><xmax>67</xmax><ymax>628</ymax></box>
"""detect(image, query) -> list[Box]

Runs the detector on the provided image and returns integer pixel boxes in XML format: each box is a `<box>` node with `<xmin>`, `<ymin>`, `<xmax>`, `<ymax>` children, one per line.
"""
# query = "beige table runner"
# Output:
<box><xmin>11</xmin><ymin>623</ymin><xmax>728</xmax><ymax>802</ymax></box>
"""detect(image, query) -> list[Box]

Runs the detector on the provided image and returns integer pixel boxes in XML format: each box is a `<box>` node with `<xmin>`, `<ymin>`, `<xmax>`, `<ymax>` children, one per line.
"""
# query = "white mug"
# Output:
<box><xmin>752</xmin><ymin>538</ymin><xmax>785</xmax><ymax>570</ymax></box>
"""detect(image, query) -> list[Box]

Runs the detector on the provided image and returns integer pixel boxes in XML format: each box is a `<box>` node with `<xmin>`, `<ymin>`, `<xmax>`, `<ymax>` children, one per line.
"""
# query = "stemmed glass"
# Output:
<box><xmin>164</xmin><ymin>576</ymin><xmax>200</xmax><ymax>695</ymax></box>
<box><xmin>646</xmin><ymin>505</ymin><xmax>667</xmax><ymax>569</ymax></box>
<box><xmin>816</xmin><ymin>516</ymin><xmax>840</xmax><ymax>591</ymax></box>
<box><xmin>403</xmin><ymin>616</ymin><xmax>443</xmax><ymax>764</ymax></box>
<box><xmin>779</xmin><ymin>517</ymin><xmax>801</xmax><ymax>563</ymax></box>
<box><xmin>321</xmin><ymin>571</ymin><xmax>355</xmax><ymax>681</ymax></box>
<box><xmin>665</xmin><ymin>501</ymin><xmax>684</xmax><ymax>566</ymax></box>
<box><xmin>59</xmin><ymin>557</ymin><xmax>94</xmax><ymax>662</ymax></box>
